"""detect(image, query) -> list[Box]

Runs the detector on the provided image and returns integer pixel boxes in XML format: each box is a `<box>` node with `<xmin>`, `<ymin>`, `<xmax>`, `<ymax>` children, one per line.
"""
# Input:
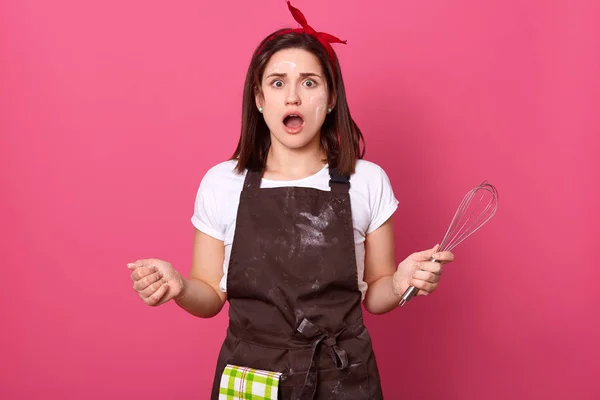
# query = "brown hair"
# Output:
<box><xmin>231</xmin><ymin>30</ymin><xmax>365</xmax><ymax>176</ymax></box>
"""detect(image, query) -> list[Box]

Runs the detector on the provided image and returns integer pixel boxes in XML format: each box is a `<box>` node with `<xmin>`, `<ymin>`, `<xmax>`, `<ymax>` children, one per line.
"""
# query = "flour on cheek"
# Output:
<box><xmin>308</xmin><ymin>91</ymin><xmax>328</xmax><ymax>127</ymax></box>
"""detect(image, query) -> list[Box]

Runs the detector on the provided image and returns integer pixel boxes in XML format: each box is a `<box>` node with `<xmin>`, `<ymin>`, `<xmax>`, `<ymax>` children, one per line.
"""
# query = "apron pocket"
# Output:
<box><xmin>219</xmin><ymin>364</ymin><xmax>282</xmax><ymax>400</ymax></box>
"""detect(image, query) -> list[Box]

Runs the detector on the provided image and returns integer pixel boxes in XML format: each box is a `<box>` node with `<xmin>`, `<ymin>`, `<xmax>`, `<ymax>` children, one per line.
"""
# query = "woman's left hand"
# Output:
<box><xmin>392</xmin><ymin>244</ymin><xmax>455</xmax><ymax>298</ymax></box>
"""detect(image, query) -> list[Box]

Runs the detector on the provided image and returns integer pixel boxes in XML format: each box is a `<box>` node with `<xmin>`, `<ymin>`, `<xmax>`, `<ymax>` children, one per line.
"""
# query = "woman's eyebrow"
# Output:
<box><xmin>265</xmin><ymin>72</ymin><xmax>321</xmax><ymax>79</ymax></box>
<box><xmin>265</xmin><ymin>72</ymin><xmax>286</xmax><ymax>79</ymax></box>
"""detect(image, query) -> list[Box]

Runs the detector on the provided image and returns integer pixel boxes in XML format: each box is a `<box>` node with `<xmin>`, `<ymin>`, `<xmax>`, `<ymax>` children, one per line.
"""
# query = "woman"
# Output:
<box><xmin>127</xmin><ymin>2</ymin><xmax>454</xmax><ymax>398</ymax></box>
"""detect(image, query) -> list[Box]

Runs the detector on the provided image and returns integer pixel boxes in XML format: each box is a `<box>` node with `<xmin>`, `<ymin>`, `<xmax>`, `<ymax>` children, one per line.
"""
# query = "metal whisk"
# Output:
<box><xmin>399</xmin><ymin>180</ymin><xmax>499</xmax><ymax>307</ymax></box>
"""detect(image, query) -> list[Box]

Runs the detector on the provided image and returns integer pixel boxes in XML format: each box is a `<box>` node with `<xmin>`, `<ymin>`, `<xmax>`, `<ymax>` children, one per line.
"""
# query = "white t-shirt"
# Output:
<box><xmin>191</xmin><ymin>159</ymin><xmax>399</xmax><ymax>299</ymax></box>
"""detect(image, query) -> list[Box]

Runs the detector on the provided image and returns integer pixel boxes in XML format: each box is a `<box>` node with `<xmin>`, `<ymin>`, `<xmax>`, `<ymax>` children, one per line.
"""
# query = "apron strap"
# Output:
<box><xmin>329</xmin><ymin>168</ymin><xmax>350</xmax><ymax>193</ymax></box>
<box><xmin>243</xmin><ymin>169</ymin><xmax>263</xmax><ymax>189</ymax></box>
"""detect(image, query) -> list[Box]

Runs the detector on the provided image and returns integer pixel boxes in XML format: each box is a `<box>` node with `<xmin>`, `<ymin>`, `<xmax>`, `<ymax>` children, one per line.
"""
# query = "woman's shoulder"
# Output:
<box><xmin>350</xmin><ymin>159</ymin><xmax>395</xmax><ymax>196</ymax></box>
<box><xmin>353</xmin><ymin>159</ymin><xmax>389</xmax><ymax>178</ymax></box>
<box><xmin>204</xmin><ymin>159</ymin><xmax>243</xmax><ymax>176</ymax></box>
<box><xmin>199</xmin><ymin>159</ymin><xmax>247</xmax><ymax>190</ymax></box>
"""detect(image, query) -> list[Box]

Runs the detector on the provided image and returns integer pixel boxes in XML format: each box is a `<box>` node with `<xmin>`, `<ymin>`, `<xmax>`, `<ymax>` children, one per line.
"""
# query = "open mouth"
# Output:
<box><xmin>283</xmin><ymin>113</ymin><xmax>305</xmax><ymax>133</ymax></box>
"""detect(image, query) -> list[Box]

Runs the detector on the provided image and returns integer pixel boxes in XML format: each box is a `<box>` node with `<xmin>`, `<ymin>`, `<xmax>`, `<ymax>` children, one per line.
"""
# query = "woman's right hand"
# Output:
<box><xmin>127</xmin><ymin>258</ymin><xmax>184</xmax><ymax>306</ymax></box>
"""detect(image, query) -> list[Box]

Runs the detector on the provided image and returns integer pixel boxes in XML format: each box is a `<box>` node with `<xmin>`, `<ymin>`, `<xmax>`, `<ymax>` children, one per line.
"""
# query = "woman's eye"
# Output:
<box><xmin>304</xmin><ymin>79</ymin><xmax>316</xmax><ymax>87</ymax></box>
<box><xmin>272</xmin><ymin>80</ymin><xmax>284</xmax><ymax>88</ymax></box>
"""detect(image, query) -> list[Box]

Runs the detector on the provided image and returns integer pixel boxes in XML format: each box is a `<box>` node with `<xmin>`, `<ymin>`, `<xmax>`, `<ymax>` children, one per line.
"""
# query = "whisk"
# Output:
<box><xmin>398</xmin><ymin>180</ymin><xmax>499</xmax><ymax>307</ymax></box>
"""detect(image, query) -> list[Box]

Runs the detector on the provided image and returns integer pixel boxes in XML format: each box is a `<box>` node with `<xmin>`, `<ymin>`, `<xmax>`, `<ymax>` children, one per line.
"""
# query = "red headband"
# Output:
<box><xmin>257</xmin><ymin>1</ymin><xmax>347</xmax><ymax>65</ymax></box>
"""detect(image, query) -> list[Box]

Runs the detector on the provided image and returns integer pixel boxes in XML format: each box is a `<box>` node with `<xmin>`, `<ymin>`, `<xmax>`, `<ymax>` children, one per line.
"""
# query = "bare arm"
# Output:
<box><xmin>173</xmin><ymin>228</ymin><xmax>227</xmax><ymax>318</ymax></box>
<box><xmin>362</xmin><ymin>218</ymin><xmax>401</xmax><ymax>314</ymax></box>
<box><xmin>362</xmin><ymin>218</ymin><xmax>452</xmax><ymax>314</ymax></box>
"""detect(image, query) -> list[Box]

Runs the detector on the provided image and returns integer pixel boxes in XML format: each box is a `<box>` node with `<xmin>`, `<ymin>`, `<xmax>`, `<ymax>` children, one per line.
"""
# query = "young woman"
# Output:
<box><xmin>127</xmin><ymin>2</ymin><xmax>454</xmax><ymax>399</ymax></box>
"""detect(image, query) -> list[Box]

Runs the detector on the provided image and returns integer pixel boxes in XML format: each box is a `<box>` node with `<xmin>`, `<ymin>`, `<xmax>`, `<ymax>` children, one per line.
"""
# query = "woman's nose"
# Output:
<box><xmin>285</xmin><ymin>88</ymin><xmax>301</xmax><ymax>106</ymax></box>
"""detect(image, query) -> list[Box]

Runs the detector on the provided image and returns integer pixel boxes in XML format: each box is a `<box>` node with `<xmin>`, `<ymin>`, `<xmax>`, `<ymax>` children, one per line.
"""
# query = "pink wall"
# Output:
<box><xmin>2</xmin><ymin>0</ymin><xmax>598</xmax><ymax>398</ymax></box>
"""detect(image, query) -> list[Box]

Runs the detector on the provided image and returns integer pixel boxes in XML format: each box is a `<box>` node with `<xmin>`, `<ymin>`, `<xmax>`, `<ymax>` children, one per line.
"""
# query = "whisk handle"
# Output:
<box><xmin>398</xmin><ymin>257</ymin><xmax>436</xmax><ymax>307</ymax></box>
<box><xmin>398</xmin><ymin>285</ymin><xmax>418</xmax><ymax>307</ymax></box>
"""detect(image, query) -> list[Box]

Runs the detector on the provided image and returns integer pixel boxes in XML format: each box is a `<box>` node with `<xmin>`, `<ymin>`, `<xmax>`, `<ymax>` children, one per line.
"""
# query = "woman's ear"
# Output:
<box><xmin>255</xmin><ymin>86</ymin><xmax>264</xmax><ymax>110</ymax></box>
<box><xmin>328</xmin><ymin>100</ymin><xmax>337</xmax><ymax>113</ymax></box>
<box><xmin>328</xmin><ymin>91</ymin><xmax>337</xmax><ymax>111</ymax></box>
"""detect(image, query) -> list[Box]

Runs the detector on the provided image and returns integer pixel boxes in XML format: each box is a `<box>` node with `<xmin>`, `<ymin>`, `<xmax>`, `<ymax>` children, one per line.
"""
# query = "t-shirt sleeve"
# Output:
<box><xmin>190</xmin><ymin>171</ymin><xmax>226</xmax><ymax>241</ymax></box>
<box><xmin>366</xmin><ymin>166</ymin><xmax>400</xmax><ymax>234</ymax></box>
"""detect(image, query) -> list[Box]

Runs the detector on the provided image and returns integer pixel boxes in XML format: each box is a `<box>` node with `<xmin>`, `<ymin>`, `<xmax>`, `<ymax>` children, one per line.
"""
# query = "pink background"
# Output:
<box><xmin>2</xmin><ymin>0</ymin><xmax>599</xmax><ymax>398</ymax></box>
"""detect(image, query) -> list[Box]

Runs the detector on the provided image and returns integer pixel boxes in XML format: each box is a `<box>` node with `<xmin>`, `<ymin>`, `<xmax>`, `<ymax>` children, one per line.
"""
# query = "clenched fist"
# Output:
<box><xmin>127</xmin><ymin>258</ymin><xmax>184</xmax><ymax>306</ymax></box>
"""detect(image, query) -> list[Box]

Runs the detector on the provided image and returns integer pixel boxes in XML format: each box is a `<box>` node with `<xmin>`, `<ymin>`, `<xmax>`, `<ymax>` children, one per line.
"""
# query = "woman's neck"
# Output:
<box><xmin>264</xmin><ymin>137</ymin><xmax>327</xmax><ymax>181</ymax></box>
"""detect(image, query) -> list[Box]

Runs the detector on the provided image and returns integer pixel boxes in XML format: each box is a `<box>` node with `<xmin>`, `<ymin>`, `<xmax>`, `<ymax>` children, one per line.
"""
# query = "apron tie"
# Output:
<box><xmin>295</xmin><ymin>318</ymin><xmax>350</xmax><ymax>400</ymax></box>
<box><xmin>226</xmin><ymin>318</ymin><xmax>365</xmax><ymax>400</ymax></box>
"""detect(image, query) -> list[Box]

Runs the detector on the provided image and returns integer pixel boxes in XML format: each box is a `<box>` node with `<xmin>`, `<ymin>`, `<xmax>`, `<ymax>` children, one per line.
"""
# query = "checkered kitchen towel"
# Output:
<box><xmin>219</xmin><ymin>364</ymin><xmax>282</xmax><ymax>400</ymax></box>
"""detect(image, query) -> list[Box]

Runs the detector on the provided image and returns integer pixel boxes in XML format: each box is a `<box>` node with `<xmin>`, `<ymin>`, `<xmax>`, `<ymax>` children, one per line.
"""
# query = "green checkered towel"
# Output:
<box><xmin>219</xmin><ymin>364</ymin><xmax>282</xmax><ymax>400</ymax></box>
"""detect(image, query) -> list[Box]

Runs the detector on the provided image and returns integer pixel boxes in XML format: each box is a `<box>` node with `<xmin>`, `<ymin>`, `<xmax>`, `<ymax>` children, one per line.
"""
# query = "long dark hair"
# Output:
<box><xmin>231</xmin><ymin>30</ymin><xmax>365</xmax><ymax>176</ymax></box>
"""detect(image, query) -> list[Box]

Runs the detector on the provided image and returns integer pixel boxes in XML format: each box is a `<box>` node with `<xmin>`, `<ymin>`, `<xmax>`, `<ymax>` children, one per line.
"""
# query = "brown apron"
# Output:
<box><xmin>210</xmin><ymin>166</ymin><xmax>384</xmax><ymax>399</ymax></box>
